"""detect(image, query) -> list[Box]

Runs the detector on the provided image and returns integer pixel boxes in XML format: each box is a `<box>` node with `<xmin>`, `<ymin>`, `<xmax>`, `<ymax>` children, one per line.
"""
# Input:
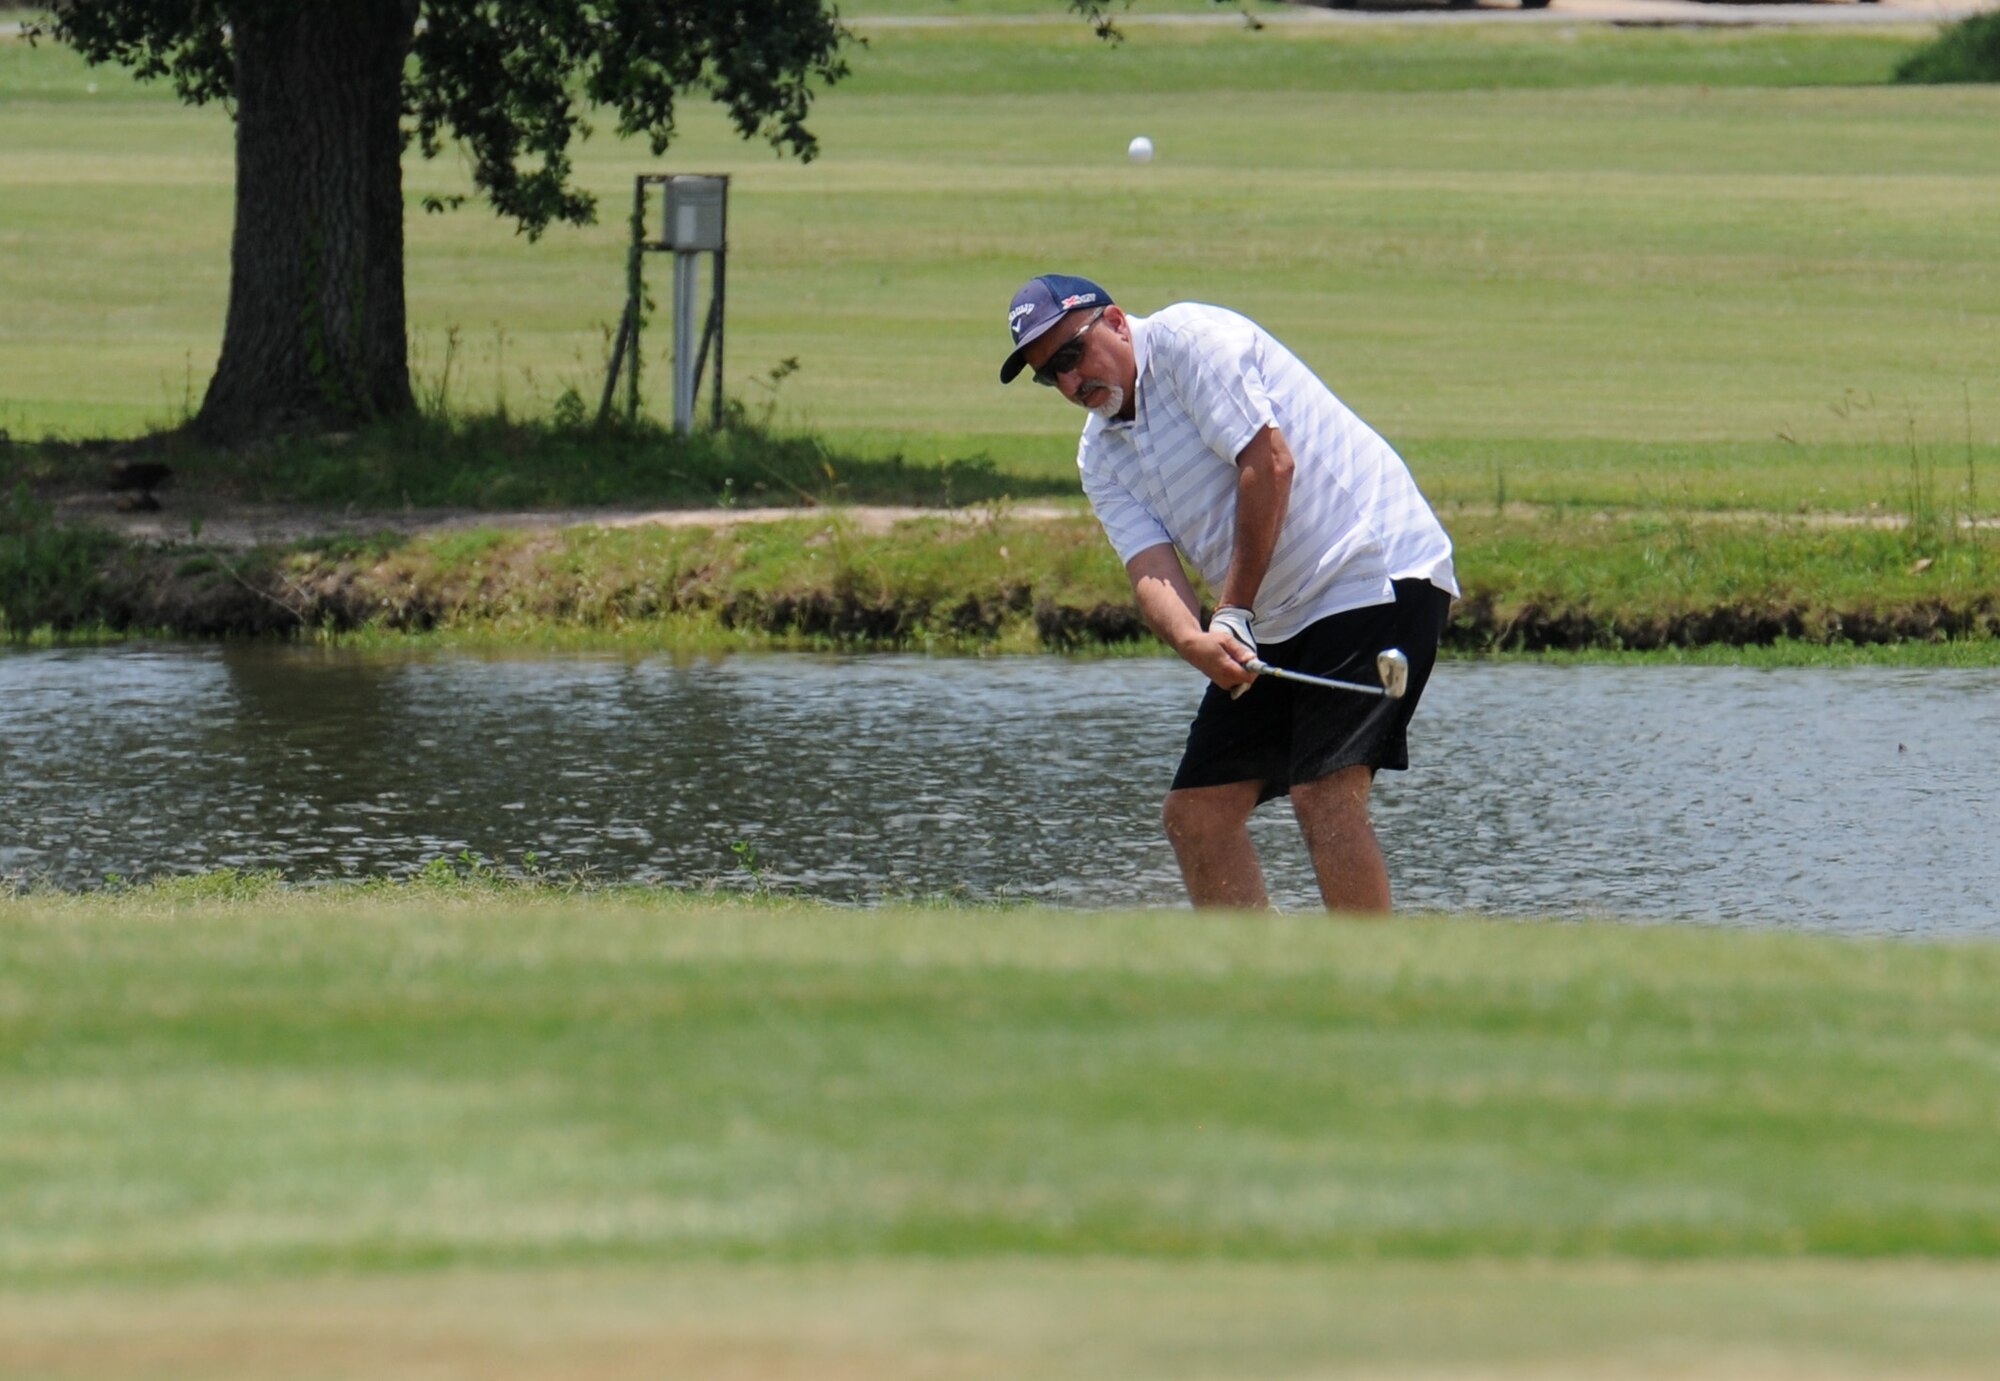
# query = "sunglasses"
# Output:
<box><xmin>1032</xmin><ymin>307</ymin><xmax>1107</xmax><ymax>387</ymax></box>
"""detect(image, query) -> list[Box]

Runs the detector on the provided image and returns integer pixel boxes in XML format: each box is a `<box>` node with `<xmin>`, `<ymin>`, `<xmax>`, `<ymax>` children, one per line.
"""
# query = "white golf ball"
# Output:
<box><xmin>1127</xmin><ymin>135</ymin><xmax>1154</xmax><ymax>164</ymax></box>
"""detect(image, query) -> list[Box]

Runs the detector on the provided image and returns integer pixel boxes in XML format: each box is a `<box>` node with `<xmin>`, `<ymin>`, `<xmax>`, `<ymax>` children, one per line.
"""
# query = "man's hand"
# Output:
<box><xmin>1123</xmin><ymin>546</ymin><xmax>1259</xmax><ymax>694</ymax></box>
<box><xmin>1204</xmin><ymin>605</ymin><xmax>1260</xmax><ymax>698</ymax></box>
<box><xmin>1210</xmin><ymin>605</ymin><xmax>1257</xmax><ymax>660</ymax></box>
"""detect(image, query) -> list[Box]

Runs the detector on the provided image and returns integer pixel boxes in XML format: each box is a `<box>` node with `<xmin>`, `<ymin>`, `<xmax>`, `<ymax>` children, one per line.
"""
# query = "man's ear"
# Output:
<box><xmin>1105</xmin><ymin>304</ymin><xmax>1130</xmax><ymax>336</ymax></box>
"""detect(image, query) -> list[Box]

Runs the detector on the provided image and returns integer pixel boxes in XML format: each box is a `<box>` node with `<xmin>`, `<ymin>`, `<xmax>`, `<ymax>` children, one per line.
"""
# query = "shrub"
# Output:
<box><xmin>0</xmin><ymin>486</ymin><xmax>117</xmax><ymax>634</ymax></box>
<box><xmin>1894</xmin><ymin>11</ymin><xmax>2000</xmax><ymax>84</ymax></box>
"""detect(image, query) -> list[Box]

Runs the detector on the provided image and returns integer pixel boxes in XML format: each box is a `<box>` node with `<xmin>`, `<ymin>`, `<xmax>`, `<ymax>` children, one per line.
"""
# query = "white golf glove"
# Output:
<box><xmin>1210</xmin><ymin>604</ymin><xmax>1257</xmax><ymax>658</ymax></box>
<box><xmin>1211</xmin><ymin>605</ymin><xmax>1259</xmax><ymax>698</ymax></box>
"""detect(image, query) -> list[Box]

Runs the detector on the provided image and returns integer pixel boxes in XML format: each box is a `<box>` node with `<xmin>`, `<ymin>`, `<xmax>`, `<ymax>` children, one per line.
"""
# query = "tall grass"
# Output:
<box><xmin>0</xmin><ymin>484</ymin><xmax>116</xmax><ymax>632</ymax></box>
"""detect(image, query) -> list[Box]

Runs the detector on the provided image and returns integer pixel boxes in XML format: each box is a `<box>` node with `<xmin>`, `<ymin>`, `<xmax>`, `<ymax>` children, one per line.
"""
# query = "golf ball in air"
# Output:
<box><xmin>1127</xmin><ymin>136</ymin><xmax>1154</xmax><ymax>164</ymax></box>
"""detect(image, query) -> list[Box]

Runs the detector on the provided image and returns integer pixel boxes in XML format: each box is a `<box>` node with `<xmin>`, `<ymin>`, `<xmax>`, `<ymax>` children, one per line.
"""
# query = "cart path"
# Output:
<box><xmin>55</xmin><ymin>496</ymin><xmax>1088</xmax><ymax>550</ymax></box>
<box><xmin>57</xmin><ymin>490</ymin><xmax>1997</xmax><ymax>552</ymax></box>
<box><xmin>6</xmin><ymin>1</ymin><xmax>1988</xmax><ymax>41</ymax></box>
<box><xmin>848</xmin><ymin>0</ymin><xmax>1984</xmax><ymax>31</ymax></box>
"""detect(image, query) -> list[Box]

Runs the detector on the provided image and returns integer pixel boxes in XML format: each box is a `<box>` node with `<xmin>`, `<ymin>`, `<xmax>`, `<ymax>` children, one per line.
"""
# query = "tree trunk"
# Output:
<box><xmin>194</xmin><ymin>0</ymin><xmax>418</xmax><ymax>443</ymax></box>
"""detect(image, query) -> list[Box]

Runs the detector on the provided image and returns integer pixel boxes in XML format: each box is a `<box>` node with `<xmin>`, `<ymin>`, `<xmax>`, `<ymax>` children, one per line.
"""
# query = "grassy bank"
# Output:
<box><xmin>10</xmin><ymin>491</ymin><xmax>2000</xmax><ymax>656</ymax></box>
<box><xmin>4</xmin><ymin>889</ymin><xmax>2000</xmax><ymax>1372</ymax></box>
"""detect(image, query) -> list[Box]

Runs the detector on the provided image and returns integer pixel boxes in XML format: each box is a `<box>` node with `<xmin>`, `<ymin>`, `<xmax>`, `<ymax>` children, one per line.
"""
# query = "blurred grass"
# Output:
<box><xmin>3</xmin><ymin>894</ymin><xmax>2000</xmax><ymax>1286</ymax></box>
<box><xmin>7</xmin><ymin>1259</ymin><xmax>2000</xmax><ymax>1379</ymax></box>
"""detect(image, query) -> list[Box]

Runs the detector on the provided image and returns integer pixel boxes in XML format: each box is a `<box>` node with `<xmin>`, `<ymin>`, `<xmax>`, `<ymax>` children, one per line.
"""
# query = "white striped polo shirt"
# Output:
<box><xmin>1077</xmin><ymin>302</ymin><xmax>1458</xmax><ymax>644</ymax></box>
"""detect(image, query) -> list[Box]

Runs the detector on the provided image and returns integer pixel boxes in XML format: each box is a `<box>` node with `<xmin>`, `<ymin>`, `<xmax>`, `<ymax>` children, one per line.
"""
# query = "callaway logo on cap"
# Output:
<box><xmin>1000</xmin><ymin>274</ymin><xmax>1114</xmax><ymax>384</ymax></box>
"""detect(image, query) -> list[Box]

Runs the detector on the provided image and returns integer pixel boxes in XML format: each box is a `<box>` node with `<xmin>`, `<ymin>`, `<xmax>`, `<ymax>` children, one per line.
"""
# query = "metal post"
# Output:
<box><xmin>596</xmin><ymin>307</ymin><xmax>632</xmax><ymax>426</ymax></box>
<box><xmin>691</xmin><ymin>281</ymin><xmax>721</xmax><ymax>418</ymax></box>
<box><xmin>672</xmin><ymin>250</ymin><xmax>699</xmax><ymax>435</ymax></box>
<box><xmin>625</xmin><ymin>178</ymin><xmax>647</xmax><ymax>422</ymax></box>
<box><xmin>711</xmin><ymin>246</ymin><xmax>727</xmax><ymax>430</ymax></box>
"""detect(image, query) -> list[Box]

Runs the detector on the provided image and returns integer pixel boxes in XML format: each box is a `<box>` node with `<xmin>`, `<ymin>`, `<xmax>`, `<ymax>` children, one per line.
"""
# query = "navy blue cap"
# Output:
<box><xmin>1000</xmin><ymin>274</ymin><xmax>1114</xmax><ymax>383</ymax></box>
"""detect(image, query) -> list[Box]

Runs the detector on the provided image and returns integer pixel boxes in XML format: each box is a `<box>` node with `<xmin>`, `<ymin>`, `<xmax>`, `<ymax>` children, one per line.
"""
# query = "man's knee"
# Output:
<box><xmin>1160</xmin><ymin>789</ymin><xmax>1208</xmax><ymax>846</ymax></box>
<box><xmin>1162</xmin><ymin>782</ymin><xmax>1259</xmax><ymax>849</ymax></box>
<box><xmin>1291</xmin><ymin>764</ymin><xmax>1375</xmax><ymax>830</ymax></box>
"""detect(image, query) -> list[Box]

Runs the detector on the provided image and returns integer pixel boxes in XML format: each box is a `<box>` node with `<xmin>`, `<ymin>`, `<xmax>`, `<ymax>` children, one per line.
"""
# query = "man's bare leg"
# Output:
<box><xmin>1162</xmin><ymin>781</ymin><xmax>1269</xmax><ymax>909</ymax></box>
<box><xmin>1290</xmin><ymin>765</ymin><xmax>1391</xmax><ymax>914</ymax></box>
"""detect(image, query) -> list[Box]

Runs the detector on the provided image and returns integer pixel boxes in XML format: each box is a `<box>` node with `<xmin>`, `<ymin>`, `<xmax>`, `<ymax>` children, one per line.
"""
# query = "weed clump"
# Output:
<box><xmin>0</xmin><ymin>486</ymin><xmax>118</xmax><ymax>635</ymax></box>
<box><xmin>1894</xmin><ymin>12</ymin><xmax>2000</xmax><ymax>84</ymax></box>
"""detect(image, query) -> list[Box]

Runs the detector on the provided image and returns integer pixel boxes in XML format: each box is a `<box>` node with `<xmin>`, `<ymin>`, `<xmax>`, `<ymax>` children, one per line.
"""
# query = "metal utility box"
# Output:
<box><xmin>662</xmin><ymin>175</ymin><xmax>727</xmax><ymax>252</ymax></box>
<box><xmin>603</xmin><ymin>172</ymin><xmax>730</xmax><ymax>434</ymax></box>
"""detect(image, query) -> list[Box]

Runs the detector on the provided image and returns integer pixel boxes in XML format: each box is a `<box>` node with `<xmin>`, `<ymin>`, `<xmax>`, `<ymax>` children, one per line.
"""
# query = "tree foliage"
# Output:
<box><xmin>1067</xmin><ymin>0</ymin><xmax>1133</xmax><ymax>41</ymax></box>
<box><xmin>32</xmin><ymin>0</ymin><xmax>854</xmax><ymax>240</ymax></box>
<box><xmin>26</xmin><ymin>1</ymin><xmax>855</xmax><ymax>441</ymax></box>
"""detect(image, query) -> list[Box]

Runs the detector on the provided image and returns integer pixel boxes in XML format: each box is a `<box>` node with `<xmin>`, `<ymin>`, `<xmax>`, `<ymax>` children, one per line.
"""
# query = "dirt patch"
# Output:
<box><xmin>58</xmin><ymin>484</ymin><xmax>1987</xmax><ymax>555</ymax></box>
<box><xmin>52</xmin><ymin>493</ymin><xmax>1083</xmax><ymax>551</ymax></box>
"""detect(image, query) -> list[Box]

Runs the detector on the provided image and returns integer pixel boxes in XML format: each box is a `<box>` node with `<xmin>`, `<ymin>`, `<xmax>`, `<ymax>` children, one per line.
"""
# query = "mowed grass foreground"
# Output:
<box><xmin>4</xmin><ymin>892</ymin><xmax>2000</xmax><ymax>1376</ymax></box>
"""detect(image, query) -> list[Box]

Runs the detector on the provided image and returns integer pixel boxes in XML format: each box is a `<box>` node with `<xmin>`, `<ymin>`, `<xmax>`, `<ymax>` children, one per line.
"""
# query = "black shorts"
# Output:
<box><xmin>1170</xmin><ymin>579</ymin><xmax>1452</xmax><ymax>804</ymax></box>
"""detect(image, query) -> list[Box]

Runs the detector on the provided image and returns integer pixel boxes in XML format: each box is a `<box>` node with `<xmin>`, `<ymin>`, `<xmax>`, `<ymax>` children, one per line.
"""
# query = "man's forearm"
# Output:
<box><xmin>1127</xmin><ymin>545</ymin><xmax>1205</xmax><ymax>655</ymax></box>
<box><xmin>1218</xmin><ymin>424</ymin><xmax>1294</xmax><ymax>612</ymax></box>
<box><xmin>1127</xmin><ymin>543</ymin><xmax>1258</xmax><ymax>689</ymax></box>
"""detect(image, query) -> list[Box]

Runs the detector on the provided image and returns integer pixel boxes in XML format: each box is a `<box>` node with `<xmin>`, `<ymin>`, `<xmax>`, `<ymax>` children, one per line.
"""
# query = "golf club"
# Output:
<box><xmin>1245</xmin><ymin>648</ymin><xmax>1409</xmax><ymax>701</ymax></box>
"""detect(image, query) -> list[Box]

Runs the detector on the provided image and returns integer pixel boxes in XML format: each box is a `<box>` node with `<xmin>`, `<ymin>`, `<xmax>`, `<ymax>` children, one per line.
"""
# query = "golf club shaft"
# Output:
<box><xmin>1245</xmin><ymin>659</ymin><xmax>1393</xmax><ymax>699</ymax></box>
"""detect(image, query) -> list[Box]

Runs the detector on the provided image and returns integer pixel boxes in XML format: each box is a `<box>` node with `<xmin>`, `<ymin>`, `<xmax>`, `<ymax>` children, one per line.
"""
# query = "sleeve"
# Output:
<box><xmin>1154</xmin><ymin>316</ymin><xmax>1276</xmax><ymax>466</ymax></box>
<box><xmin>1079</xmin><ymin>443</ymin><xmax>1173</xmax><ymax>566</ymax></box>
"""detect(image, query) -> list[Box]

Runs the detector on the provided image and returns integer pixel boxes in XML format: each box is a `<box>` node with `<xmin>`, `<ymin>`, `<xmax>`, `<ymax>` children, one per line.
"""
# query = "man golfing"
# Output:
<box><xmin>1001</xmin><ymin>275</ymin><xmax>1457</xmax><ymax>912</ymax></box>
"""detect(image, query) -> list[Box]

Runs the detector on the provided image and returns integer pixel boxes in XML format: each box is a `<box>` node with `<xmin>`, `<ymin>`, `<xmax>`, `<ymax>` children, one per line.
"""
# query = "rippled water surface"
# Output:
<box><xmin>3</xmin><ymin>645</ymin><xmax>1997</xmax><ymax>935</ymax></box>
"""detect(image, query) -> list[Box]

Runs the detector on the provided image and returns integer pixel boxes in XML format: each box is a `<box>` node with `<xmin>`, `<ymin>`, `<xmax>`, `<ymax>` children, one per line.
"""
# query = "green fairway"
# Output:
<box><xmin>5</xmin><ymin>895</ymin><xmax>2000</xmax><ymax>1273</ymax></box>
<box><xmin>4</xmin><ymin>19</ymin><xmax>1997</xmax><ymax>514</ymax></box>
<box><xmin>4</xmin><ymin>892</ymin><xmax>2000</xmax><ymax>1372</ymax></box>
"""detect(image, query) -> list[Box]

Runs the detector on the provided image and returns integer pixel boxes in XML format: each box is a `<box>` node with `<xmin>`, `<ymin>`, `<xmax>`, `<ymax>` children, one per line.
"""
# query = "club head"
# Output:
<box><xmin>1375</xmin><ymin>648</ymin><xmax>1410</xmax><ymax>700</ymax></box>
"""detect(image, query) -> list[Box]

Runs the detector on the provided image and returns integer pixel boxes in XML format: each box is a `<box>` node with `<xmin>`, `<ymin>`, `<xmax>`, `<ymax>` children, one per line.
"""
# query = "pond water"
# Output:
<box><xmin>2</xmin><ymin>645</ymin><xmax>1996</xmax><ymax>937</ymax></box>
